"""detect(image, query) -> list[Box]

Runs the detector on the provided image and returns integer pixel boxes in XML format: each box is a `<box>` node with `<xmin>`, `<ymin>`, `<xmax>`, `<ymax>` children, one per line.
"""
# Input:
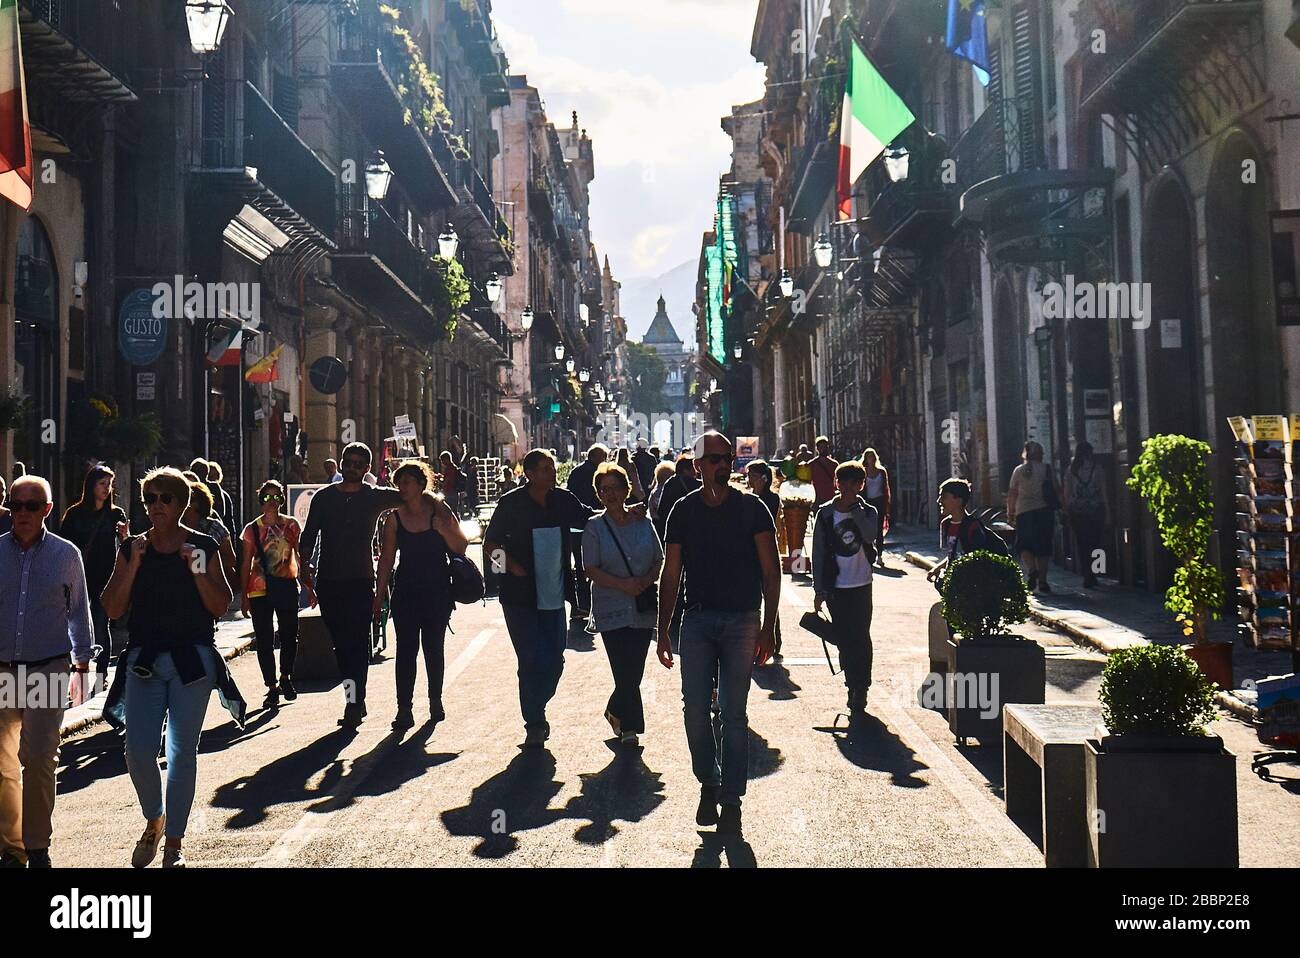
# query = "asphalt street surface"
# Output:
<box><xmin>49</xmin><ymin>539</ymin><xmax>1296</xmax><ymax>868</ymax></box>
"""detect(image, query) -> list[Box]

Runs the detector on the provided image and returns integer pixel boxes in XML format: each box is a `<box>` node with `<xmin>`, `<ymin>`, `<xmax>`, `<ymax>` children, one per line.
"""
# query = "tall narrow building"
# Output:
<box><xmin>643</xmin><ymin>294</ymin><xmax>691</xmax><ymax>417</ymax></box>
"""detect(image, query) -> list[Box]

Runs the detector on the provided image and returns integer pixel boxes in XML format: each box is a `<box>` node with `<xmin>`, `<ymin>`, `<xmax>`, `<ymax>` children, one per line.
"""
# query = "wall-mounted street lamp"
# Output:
<box><xmin>579</xmin><ymin>303</ymin><xmax>590</xmax><ymax>323</ymax></box>
<box><xmin>566</xmin><ymin>358</ymin><xmax>576</xmax><ymax>374</ymax></box>
<box><xmin>778</xmin><ymin>270</ymin><xmax>794</xmax><ymax>298</ymax></box>
<box><xmin>554</xmin><ymin>343</ymin><xmax>565</xmax><ymax>361</ymax></box>
<box><xmin>486</xmin><ymin>274</ymin><xmax>503</xmax><ymax>304</ymax></box>
<box><xmin>813</xmin><ymin>234</ymin><xmax>834</xmax><ymax>269</ymax></box>
<box><xmin>884</xmin><ymin>147</ymin><xmax>910</xmax><ymax>183</ymax></box>
<box><xmin>185</xmin><ymin>0</ymin><xmax>232</xmax><ymax>54</ymax></box>
<box><xmin>579</xmin><ymin>368</ymin><xmax>590</xmax><ymax>383</ymax></box>
<box><xmin>364</xmin><ymin>150</ymin><xmax>393</xmax><ymax>202</ymax></box>
<box><xmin>521</xmin><ymin>306</ymin><xmax>534</xmax><ymax>331</ymax></box>
<box><xmin>733</xmin><ymin>342</ymin><xmax>743</xmax><ymax>359</ymax></box>
<box><xmin>438</xmin><ymin>227</ymin><xmax>460</xmax><ymax>260</ymax></box>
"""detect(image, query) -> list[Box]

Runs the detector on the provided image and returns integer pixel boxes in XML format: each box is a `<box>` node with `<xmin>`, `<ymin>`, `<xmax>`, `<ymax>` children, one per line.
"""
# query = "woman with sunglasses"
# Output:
<box><xmin>374</xmin><ymin>461</ymin><xmax>468</xmax><ymax>731</ymax></box>
<box><xmin>101</xmin><ymin>467</ymin><xmax>243</xmax><ymax>869</ymax></box>
<box><xmin>239</xmin><ymin>480</ymin><xmax>313</xmax><ymax>709</ymax></box>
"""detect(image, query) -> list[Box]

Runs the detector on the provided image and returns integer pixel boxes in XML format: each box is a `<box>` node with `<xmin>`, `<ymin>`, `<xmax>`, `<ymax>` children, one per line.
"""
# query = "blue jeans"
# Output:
<box><xmin>123</xmin><ymin>648</ymin><xmax>216</xmax><ymax>839</ymax></box>
<box><xmin>501</xmin><ymin>604</ymin><xmax>567</xmax><ymax>731</ymax></box>
<box><xmin>680</xmin><ymin>606</ymin><xmax>760</xmax><ymax>805</ymax></box>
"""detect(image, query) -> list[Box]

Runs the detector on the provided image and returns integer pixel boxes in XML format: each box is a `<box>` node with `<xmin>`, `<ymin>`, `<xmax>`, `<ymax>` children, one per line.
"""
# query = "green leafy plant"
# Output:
<box><xmin>1126</xmin><ymin>434</ymin><xmax>1225</xmax><ymax>644</ymax></box>
<box><xmin>377</xmin><ymin>4</ymin><xmax>464</xmax><ymax>153</ymax></box>
<box><xmin>555</xmin><ymin>459</ymin><xmax>576</xmax><ymax>487</ymax></box>
<box><xmin>941</xmin><ymin>550</ymin><xmax>1030</xmax><ymax>640</ymax></box>
<box><xmin>65</xmin><ymin>393</ymin><xmax>161</xmax><ymax>465</ymax></box>
<box><xmin>0</xmin><ymin>387</ymin><xmax>30</xmax><ymax>433</ymax></box>
<box><xmin>1099</xmin><ymin>644</ymin><xmax>1218</xmax><ymax>737</ymax></box>
<box><xmin>428</xmin><ymin>255</ymin><xmax>471</xmax><ymax>340</ymax></box>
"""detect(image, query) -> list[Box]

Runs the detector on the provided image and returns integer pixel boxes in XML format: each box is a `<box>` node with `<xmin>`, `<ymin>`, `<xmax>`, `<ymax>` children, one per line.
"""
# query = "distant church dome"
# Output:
<box><xmin>643</xmin><ymin>294</ymin><xmax>682</xmax><ymax>346</ymax></box>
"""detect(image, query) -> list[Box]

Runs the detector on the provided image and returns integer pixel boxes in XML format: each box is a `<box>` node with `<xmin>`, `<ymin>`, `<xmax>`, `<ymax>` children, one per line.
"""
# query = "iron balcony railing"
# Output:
<box><xmin>1076</xmin><ymin>0</ymin><xmax>1260</xmax><ymax>108</ymax></box>
<box><xmin>22</xmin><ymin>0</ymin><xmax>131</xmax><ymax>86</ymax></box>
<box><xmin>338</xmin><ymin>203</ymin><xmax>428</xmax><ymax>298</ymax></box>
<box><xmin>950</xmin><ymin>94</ymin><xmax>1043</xmax><ymax>193</ymax></box>
<box><xmin>198</xmin><ymin>80</ymin><xmax>337</xmax><ymax>237</ymax></box>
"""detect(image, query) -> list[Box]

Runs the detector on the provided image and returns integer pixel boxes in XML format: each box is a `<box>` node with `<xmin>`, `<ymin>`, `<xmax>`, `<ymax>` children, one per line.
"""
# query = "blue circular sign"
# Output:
<box><xmin>118</xmin><ymin>287</ymin><xmax>168</xmax><ymax>366</ymax></box>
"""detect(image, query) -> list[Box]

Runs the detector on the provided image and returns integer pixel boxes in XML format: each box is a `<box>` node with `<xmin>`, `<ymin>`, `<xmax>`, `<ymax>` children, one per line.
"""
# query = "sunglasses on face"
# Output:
<box><xmin>143</xmin><ymin>492</ymin><xmax>176</xmax><ymax>506</ymax></box>
<box><xmin>260</xmin><ymin>493</ymin><xmax>284</xmax><ymax>503</ymax></box>
<box><xmin>10</xmin><ymin>500</ymin><xmax>45</xmax><ymax>513</ymax></box>
<box><xmin>342</xmin><ymin>460</ymin><xmax>367</xmax><ymax>470</ymax></box>
<box><xmin>701</xmin><ymin>453</ymin><xmax>733</xmax><ymax>465</ymax></box>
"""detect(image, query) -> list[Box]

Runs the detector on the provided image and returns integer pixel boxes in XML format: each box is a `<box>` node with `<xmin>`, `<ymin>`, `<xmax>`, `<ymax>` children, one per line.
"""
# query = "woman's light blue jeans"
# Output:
<box><xmin>123</xmin><ymin>648</ymin><xmax>215</xmax><ymax>839</ymax></box>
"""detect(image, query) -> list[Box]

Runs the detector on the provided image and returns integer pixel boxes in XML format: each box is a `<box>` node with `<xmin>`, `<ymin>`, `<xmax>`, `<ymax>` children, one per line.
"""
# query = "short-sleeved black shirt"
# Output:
<box><xmin>484</xmin><ymin>484</ymin><xmax>594</xmax><ymax>608</ymax></box>
<box><xmin>665</xmin><ymin>488</ymin><xmax>775</xmax><ymax>612</ymax></box>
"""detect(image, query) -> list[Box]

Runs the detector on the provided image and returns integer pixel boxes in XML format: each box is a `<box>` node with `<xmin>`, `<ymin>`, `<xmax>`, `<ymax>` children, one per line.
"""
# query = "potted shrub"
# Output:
<box><xmin>1085</xmin><ymin>643</ymin><xmax>1237</xmax><ymax>867</ymax></box>
<box><xmin>1126</xmin><ymin>435</ymin><xmax>1230</xmax><ymax>687</ymax></box>
<box><xmin>941</xmin><ymin>550</ymin><xmax>1044</xmax><ymax>745</ymax></box>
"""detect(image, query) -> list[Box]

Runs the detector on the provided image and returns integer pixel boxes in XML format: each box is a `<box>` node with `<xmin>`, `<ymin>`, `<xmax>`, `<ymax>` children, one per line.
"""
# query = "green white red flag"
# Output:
<box><xmin>0</xmin><ymin>0</ymin><xmax>32</xmax><ymax>210</ymax></box>
<box><xmin>837</xmin><ymin>37</ymin><xmax>914</xmax><ymax>220</ymax></box>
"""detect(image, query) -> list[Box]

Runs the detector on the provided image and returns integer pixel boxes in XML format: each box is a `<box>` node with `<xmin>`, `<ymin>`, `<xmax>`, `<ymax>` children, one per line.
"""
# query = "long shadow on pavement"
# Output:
<box><xmin>751</xmin><ymin>662</ymin><xmax>801</xmax><ymax>701</ymax></box>
<box><xmin>307</xmin><ymin>721</ymin><xmax>457</xmax><ymax>813</ymax></box>
<box><xmin>826</xmin><ymin>712</ymin><xmax>929</xmax><ymax>788</ymax></box>
<box><xmin>211</xmin><ymin>726</ymin><xmax>358</xmax><ymax>829</ymax></box>
<box><xmin>562</xmin><ymin>741</ymin><xmax>666</xmax><ymax>844</ymax></box>
<box><xmin>747</xmin><ymin>728</ymin><xmax>784</xmax><ymax>779</ymax></box>
<box><xmin>57</xmin><ymin>727</ymin><xmax>127</xmax><ymax>795</ymax></box>
<box><xmin>441</xmin><ymin>748</ymin><xmax>567</xmax><ymax>858</ymax></box>
<box><xmin>691</xmin><ymin>831</ymin><xmax>758</xmax><ymax>868</ymax></box>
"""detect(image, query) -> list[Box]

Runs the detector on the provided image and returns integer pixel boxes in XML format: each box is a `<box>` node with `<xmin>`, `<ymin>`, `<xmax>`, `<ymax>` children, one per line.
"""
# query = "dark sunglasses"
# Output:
<box><xmin>342</xmin><ymin>460</ymin><xmax>367</xmax><ymax>469</ymax></box>
<box><xmin>143</xmin><ymin>492</ymin><xmax>176</xmax><ymax>505</ymax></box>
<box><xmin>260</xmin><ymin>493</ymin><xmax>285</xmax><ymax>503</ymax></box>
<box><xmin>701</xmin><ymin>453</ymin><xmax>733</xmax><ymax>465</ymax></box>
<box><xmin>10</xmin><ymin>500</ymin><xmax>45</xmax><ymax>513</ymax></box>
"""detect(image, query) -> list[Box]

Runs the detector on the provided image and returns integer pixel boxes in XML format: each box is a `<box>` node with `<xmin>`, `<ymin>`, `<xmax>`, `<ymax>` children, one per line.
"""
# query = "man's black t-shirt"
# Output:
<box><xmin>484</xmin><ymin>485</ymin><xmax>594</xmax><ymax>608</ymax></box>
<box><xmin>567</xmin><ymin>460</ymin><xmax>601</xmax><ymax>512</ymax></box>
<box><xmin>665</xmin><ymin>488</ymin><xmax>775</xmax><ymax>613</ymax></box>
<box><xmin>300</xmin><ymin>483</ymin><xmax>403</xmax><ymax>582</ymax></box>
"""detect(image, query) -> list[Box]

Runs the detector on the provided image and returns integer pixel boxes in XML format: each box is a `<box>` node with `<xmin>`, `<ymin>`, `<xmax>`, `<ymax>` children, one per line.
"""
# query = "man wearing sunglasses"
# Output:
<box><xmin>0</xmin><ymin>476</ymin><xmax>95</xmax><ymax>868</ymax></box>
<box><xmin>657</xmin><ymin>432</ymin><xmax>780</xmax><ymax>835</ymax></box>
<box><xmin>300</xmin><ymin>442</ymin><xmax>429</xmax><ymax>728</ymax></box>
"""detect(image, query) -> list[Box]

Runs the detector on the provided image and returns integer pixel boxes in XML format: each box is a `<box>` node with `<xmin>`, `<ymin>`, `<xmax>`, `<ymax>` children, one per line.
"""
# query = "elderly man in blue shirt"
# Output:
<box><xmin>0</xmin><ymin>475</ymin><xmax>95</xmax><ymax>869</ymax></box>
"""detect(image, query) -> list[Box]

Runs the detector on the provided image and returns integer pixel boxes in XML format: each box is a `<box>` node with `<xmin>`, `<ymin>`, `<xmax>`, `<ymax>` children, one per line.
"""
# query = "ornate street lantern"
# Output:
<box><xmin>554</xmin><ymin>343</ymin><xmax>565</xmax><ymax>361</ymax></box>
<box><xmin>185</xmin><ymin>0</ymin><xmax>232</xmax><ymax>54</ymax></box>
<box><xmin>778</xmin><ymin>270</ymin><xmax>794</xmax><ymax>298</ymax></box>
<box><xmin>364</xmin><ymin>150</ymin><xmax>393</xmax><ymax>202</ymax></box>
<box><xmin>485</xmin><ymin>274</ymin><xmax>503</xmax><ymax>303</ymax></box>
<box><xmin>884</xmin><ymin>148</ymin><xmax>910</xmax><ymax>183</ymax></box>
<box><xmin>813</xmin><ymin>234</ymin><xmax>834</xmax><ymax>269</ymax></box>
<box><xmin>521</xmin><ymin>306</ymin><xmax>534</xmax><ymax>331</ymax></box>
<box><xmin>437</xmin><ymin>226</ymin><xmax>459</xmax><ymax>260</ymax></box>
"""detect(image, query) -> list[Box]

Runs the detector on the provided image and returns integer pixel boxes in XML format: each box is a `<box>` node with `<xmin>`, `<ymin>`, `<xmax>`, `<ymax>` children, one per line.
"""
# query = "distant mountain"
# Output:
<box><xmin>618</xmin><ymin>258</ymin><xmax>698</xmax><ymax>346</ymax></box>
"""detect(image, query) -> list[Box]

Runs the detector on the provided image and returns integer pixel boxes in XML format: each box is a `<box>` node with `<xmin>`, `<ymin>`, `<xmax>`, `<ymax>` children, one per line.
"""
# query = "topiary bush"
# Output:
<box><xmin>1126</xmin><ymin>434</ymin><xmax>1225</xmax><ymax>644</ymax></box>
<box><xmin>941</xmin><ymin>550</ymin><xmax>1030</xmax><ymax>640</ymax></box>
<box><xmin>1099</xmin><ymin>644</ymin><xmax>1218</xmax><ymax>737</ymax></box>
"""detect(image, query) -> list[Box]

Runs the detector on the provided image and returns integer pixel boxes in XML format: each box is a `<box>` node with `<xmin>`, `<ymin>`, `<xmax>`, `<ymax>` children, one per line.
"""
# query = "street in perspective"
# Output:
<box><xmin>1</xmin><ymin>0</ymin><xmax>1299</xmax><ymax>941</ymax></box>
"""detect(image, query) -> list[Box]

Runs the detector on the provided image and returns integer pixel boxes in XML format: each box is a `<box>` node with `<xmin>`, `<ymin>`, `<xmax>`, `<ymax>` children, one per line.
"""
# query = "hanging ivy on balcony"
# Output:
<box><xmin>377</xmin><ymin>4</ymin><xmax>469</xmax><ymax>156</ymax></box>
<box><xmin>428</xmin><ymin>255</ymin><xmax>472</xmax><ymax>340</ymax></box>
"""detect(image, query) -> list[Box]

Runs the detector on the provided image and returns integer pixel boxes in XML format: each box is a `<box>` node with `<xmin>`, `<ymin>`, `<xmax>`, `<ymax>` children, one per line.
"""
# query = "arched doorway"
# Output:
<box><xmin>1206</xmin><ymin>132</ymin><xmax>1279</xmax><ymax>571</ymax></box>
<box><xmin>14</xmin><ymin>216</ymin><xmax>59</xmax><ymax>489</ymax></box>
<box><xmin>1142</xmin><ymin>177</ymin><xmax>1202</xmax><ymax>439</ymax></box>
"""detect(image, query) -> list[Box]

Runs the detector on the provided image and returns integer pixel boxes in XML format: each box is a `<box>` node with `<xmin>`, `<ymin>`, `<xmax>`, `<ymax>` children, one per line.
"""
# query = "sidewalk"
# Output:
<box><xmin>888</xmin><ymin>523</ymin><xmax>1296</xmax><ymax>722</ymax></box>
<box><xmin>59</xmin><ymin>616</ymin><xmax>257</xmax><ymax>739</ymax></box>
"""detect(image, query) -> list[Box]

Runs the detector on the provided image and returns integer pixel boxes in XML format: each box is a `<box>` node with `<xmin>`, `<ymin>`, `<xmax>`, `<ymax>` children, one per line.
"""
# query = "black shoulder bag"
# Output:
<box><xmin>437</xmin><ymin>504</ymin><xmax>484</xmax><ymax>605</ymax></box>
<box><xmin>603</xmin><ymin>516</ymin><xmax>657</xmax><ymax>614</ymax></box>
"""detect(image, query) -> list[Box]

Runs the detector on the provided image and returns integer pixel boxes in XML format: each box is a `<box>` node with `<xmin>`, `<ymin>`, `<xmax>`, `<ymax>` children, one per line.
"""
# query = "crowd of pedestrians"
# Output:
<box><xmin>0</xmin><ymin>423</ymin><xmax>1106</xmax><ymax>867</ymax></box>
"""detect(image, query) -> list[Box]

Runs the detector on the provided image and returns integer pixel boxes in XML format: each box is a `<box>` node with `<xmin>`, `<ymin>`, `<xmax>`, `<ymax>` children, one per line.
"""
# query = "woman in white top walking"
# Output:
<box><xmin>1006</xmin><ymin>440</ymin><xmax>1062</xmax><ymax>594</ymax></box>
<box><xmin>860</xmin><ymin>448</ymin><xmax>891</xmax><ymax>567</ymax></box>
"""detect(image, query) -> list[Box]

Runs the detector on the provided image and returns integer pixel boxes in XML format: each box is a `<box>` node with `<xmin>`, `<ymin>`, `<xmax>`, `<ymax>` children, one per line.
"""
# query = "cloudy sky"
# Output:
<box><xmin>490</xmin><ymin>0</ymin><xmax>766</xmax><ymax>285</ymax></box>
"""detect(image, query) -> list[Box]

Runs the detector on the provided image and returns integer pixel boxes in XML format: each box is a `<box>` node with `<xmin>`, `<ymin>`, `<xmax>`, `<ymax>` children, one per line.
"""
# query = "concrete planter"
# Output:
<box><xmin>945</xmin><ymin>635</ymin><xmax>1045</xmax><ymax>745</ymax></box>
<box><xmin>1085</xmin><ymin>735</ymin><xmax>1238</xmax><ymax>867</ymax></box>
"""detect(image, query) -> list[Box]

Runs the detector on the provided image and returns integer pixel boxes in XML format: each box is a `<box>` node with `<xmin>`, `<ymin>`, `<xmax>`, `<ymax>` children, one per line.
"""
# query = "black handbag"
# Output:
<box><xmin>603</xmin><ymin>516</ymin><xmax>657</xmax><ymax>614</ymax></box>
<box><xmin>799</xmin><ymin>610</ymin><xmax>841</xmax><ymax>675</ymax></box>
<box><xmin>449</xmin><ymin>553</ymin><xmax>485</xmax><ymax>605</ymax></box>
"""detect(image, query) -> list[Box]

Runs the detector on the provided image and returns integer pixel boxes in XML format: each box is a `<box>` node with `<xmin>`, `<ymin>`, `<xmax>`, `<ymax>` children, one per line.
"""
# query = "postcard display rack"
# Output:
<box><xmin>1230</xmin><ymin>416</ymin><xmax>1300</xmax><ymax>761</ymax></box>
<box><xmin>1229</xmin><ymin>416</ymin><xmax>1300</xmax><ymax>655</ymax></box>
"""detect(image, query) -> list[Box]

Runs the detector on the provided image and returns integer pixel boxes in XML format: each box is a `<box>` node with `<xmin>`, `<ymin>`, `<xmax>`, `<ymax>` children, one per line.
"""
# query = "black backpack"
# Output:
<box><xmin>950</xmin><ymin>514</ymin><xmax>1012</xmax><ymax>561</ymax></box>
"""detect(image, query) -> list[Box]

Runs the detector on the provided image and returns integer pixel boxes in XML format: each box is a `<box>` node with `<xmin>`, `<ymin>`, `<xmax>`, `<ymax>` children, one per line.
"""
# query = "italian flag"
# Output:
<box><xmin>0</xmin><ymin>0</ymin><xmax>31</xmax><ymax>210</ymax></box>
<box><xmin>837</xmin><ymin>38</ymin><xmax>915</xmax><ymax>220</ymax></box>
